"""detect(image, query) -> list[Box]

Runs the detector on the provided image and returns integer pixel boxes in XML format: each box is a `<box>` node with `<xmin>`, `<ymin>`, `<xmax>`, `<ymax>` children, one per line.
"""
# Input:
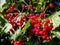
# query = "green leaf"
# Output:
<box><xmin>49</xmin><ymin>11</ymin><xmax>60</xmax><ymax>30</ymax></box>
<box><xmin>19</xmin><ymin>19</ymin><xmax>31</xmax><ymax>35</ymax></box>
<box><xmin>49</xmin><ymin>11</ymin><xmax>60</xmax><ymax>39</ymax></box>
<box><xmin>0</xmin><ymin>14</ymin><xmax>6</xmax><ymax>27</ymax></box>
<box><xmin>0</xmin><ymin>0</ymin><xmax>6</xmax><ymax>8</ymax></box>
<box><xmin>52</xmin><ymin>31</ymin><xmax>60</xmax><ymax>39</ymax></box>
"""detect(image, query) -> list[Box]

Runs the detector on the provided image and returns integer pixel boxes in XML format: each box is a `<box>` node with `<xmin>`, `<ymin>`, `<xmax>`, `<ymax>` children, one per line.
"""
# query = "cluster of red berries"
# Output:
<box><xmin>4</xmin><ymin>3</ymin><xmax>54</xmax><ymax>41</ymax></box>
<box><xmin>30</xmin><ymin>18</ymin><xmax>53</xmax><ymax>41</ymax></box>
<box><xmin>12</xmin><ymin>40</ymin><xmax>22</xmax><ymax>45</ymax></box>
<box><xmin>4</xmin><ymin>13</ymin><xmax>25</xmax><ymax>31</ymax></box>
<box><xmin>6</xmin><ymin>3</ymin><xmax>15</xmax><ymax>13</ymax></box>
<box><xmin>4</xmin><ymin>3</ymin><xmax>26</xmax><ymax>32</ymax></box>
<box><xmin>22</xmin><ymin>4</ymin><xmax>32</xmax><ymax>9</ymax></box>
<box><xmin>24</xmin><ymin>13</ymin><xmax>53</xmax><ymax>41</ymax></box>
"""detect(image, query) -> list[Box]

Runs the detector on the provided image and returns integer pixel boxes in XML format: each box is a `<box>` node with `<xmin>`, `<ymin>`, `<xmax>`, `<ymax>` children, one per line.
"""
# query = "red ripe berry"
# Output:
<box><xmin>25</xmin><ymin>13</ymin><xmax>29</xmax><ymax>19</ymax></box>
<box><xmin>9</xmin><ymin>16</ymin><xmax>13</xmax><ymax>21</ymax></box>
<box><xmin>4</xmin><ymin>14</ymin><xmax>7</xmax><ymax>18</ymax></box>
<box><xmin>45</xmin><ymin>19</ymin><xmax>50</xmax><ymax>23</ymax></box>
<box><xmin>6</xmin><ymin>14</ymin><xmax>11</xmax><ymax>18</ymax></box>
<box><xmin>14</xmin><ymin>40</ymin><xmax>22</xmax><ymax>45</ymax></box>
<box><xmin>39</xmin><ymin>31</ymin><xmax>43</xmax><ymax>35</ymax></box>
<box><xmin>21</xmin><ymin>16</ymin><xmax>25</xmax><ymax>20</ymax></box>
<box><xmin>11</xmin><ymin>3</ymin><xmax>15</xmax><ymax>8</ymax></box>
<box><xmin>22</xmin><ymin>4</ymin><xmax>26</xmax><ymax>9</ymax></box>
<box><xmin>48</xmin><ymin>24</ymin><xmax>53</xmax><ymax>30</ymax></box>
<box><xmin>40</xmin><ymin>12</ymin><xmax>45</xmax><ymax>17</ymax></box>
<box><xmin>29</xmin><ymin>13</ymin><xmax>34</xmax><ymax>17</ymax></box>
<box><xmin>14</xmin><ymin>13</ymin><xmax>18</xmax><ymax>17</ymax></box>
<box><xmin>35</xmin><ymin>13</ymin><xmax>39</xmax><ymax>17</ymax></box>
<box><xmin>37</xmin><ymin>20</ymin><xmax>42</xmax><ymax>23</ymax></box>
<box><xmin>42</xmin><ymin>36</ymin><xmax>47</xmax><ymax>40</ymax></box>
<box><xmin>35</xmin><ymin>32</ymin><xmax>39</xmax><ymax>36</ymax></box>
<box><xmin>30</xmin><ymin>16</ymin><xmax>36</xmax><ymax>20</ymax></box>
<box><xmin>43</xmin><ymin>31</ymin><xmax>48</xmax><ymax>35</ymax></box>
<box><xmin>43</xmin><ymin>28</ymin><xmax>47</xmax><ymax>32</ymax></box>
<box><xmin>28</xmin><ymin>5</ymin><xmax>32</xmax><ymax>9</ymax></box>
<box><xmin>34</xmin><ymin>23</ymin><xmax>41</xmax><ymax>29</ymax></box>
<box><xmin>46</xmin><ymin>36</ymin><xmax>50</xmax><ymax>41</ymax></box>
<box><xmin>6</xmin><ymin>8</ymin><xmax>11</xmax><ymax>13</ymax></box>
<box><xmin>30</xmin><ymin>19</ymin><xmax>36</xmax><ymax>25</ymax></box>
<box><xmin>44</xmin><ymin>22</ymin><xmax>48</xmax><ymax>27</ymax></box>
<box><xmin>49</xmin><ymin>3</ymin><xmax>54</xmax><ymax>8</ymax></box>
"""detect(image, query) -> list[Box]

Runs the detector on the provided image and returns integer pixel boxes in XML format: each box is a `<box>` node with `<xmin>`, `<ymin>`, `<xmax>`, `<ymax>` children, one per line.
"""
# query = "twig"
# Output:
<box><xmin>14</xmin><ymin>8</ymin><xmax>20</xmax><ymax>13</ymax></box>
<box><xmin>22</xmin><ymin>0</ymin><xmax>28</xmax><ymax>6</ymax></box>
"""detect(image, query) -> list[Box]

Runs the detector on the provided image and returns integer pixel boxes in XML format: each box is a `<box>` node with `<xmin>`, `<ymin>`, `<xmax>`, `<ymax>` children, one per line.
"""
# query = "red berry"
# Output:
<box><xmin>22</xmin><ymin>4</ymin><xmax>26</xmax><ymax>9</ymax></box>
<box><xmin>11</xmin><ymin>3</ymin><xmax>15</xmax><ymax>8</ymax></box>
<box><xmin>46</xmin><ymin>36</ymin><xmax>50</xmax><ymax>41</ymax></box>
<box><xmin>4</xmin><ymin>14</ymin><xmax>7</xmax><ymax>18</ymax></box>
<box><xmin>39</xmin><ymin>31</ymin><xmax>43</xmax><ymax>35</ymax></box>
<box><xmin>49</xmin><ymin>3</ymin><xmax>54</xmax><ymax>8</ymax></box>
<box><xmin>28</xmin><ymin>5</ymin><xmax>32</xmax><ymax>9</ymax></box>
<box><xmin>35</xmin><ymin>13</ymin><xmax>39</xmax><ymax>17</ymax></box>
<box><xmin>6</xmin><ymin>8</ymin><xmax>11</xmax><ymax>13</ymax></box>
<box><xmin>9</xmin><ymin>16</ymin><xmax>13</xmax><ymax>21</ymax></box>
<box><xmin>35</xmin><ymin>32</ymin><xmax>39</xmax><ymax>36</ymax></box>
<box><xmin>34</xmin><ymin>23</ymin><xmax>41</xmax><ymax>29</ymax></box>
<box><xmin>25</xmin><ymin>13</ymin><xmax>29</xmax><ymax>19</ymax></box>
<box><xmin>7</xmin><ymin>14</ymin><xmax>11</xmax><ymax>18</ymax></box>
<box><xmin>14</xmin><ymin>13</ymin><xmax>18</xmax><ymax>17</ymax></box>
<box><xmin>44</xmin><ymin>22</ymin><xmax>48</xmax><ymax>26</ymax></box>
<box><xmin>40</xmin><ymin>12</ymin><xmax>45</xmax><ymax>17</ymax></box>
<box><xmin>45</xmin><ymin>19</ymin><xmax>50</xmax><ymax>23</ymax></box>
<box><xmin>42</xmin><ymin>36</ymin><xmax>47</xmax><ymax>40</ymax></box>
<box><xmin>48</xmin><ymin>24</ymin><xmax>53</xmax><ymax>30</ymax></box>
<box><xmin>37</xmin><ymin>20</ymin><xmax>42</xmax><ymax>23</ymax></box>
<box><xmin>30</xmin><ymin>20</ymin><xmax>36</xmax><ymax>25</ymax></box>
<box><xmin>43</xmin><ymin>28</ymin><xmax>47</xmax><ymax>32</ymax></box>
<box><xmin>29</xmin><ymin>13</ymin><xmax>34</xmax><ymax>17</ymax></box>
<box><xmin>21</xmin><ymin>16</ymin><xmax>25</xmax><ymax>20</ymax></box>
<box><xmin>30</xmin><ymin>16</ymin><xmax>36</xmax><ymax>20</ymax></box>
<box><xmin>43</xmin><ymin>31</ymin><xmax>48</xmax><ymax>35</ymax></box>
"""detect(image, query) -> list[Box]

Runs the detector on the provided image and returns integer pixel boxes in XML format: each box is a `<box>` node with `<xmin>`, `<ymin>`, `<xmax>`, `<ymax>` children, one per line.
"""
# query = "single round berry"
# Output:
<box><xmin>45</xmin><ymin>19</ymin><xmax>50</xmax><ymax>23</ymax></box>
<box><xmin>28</xmin><ymin>5</ymin><xmax>32</xmax><ymax>9</ymax></box>
<box><xmin>6</xmin><ymin>8</ymin><xmax>11</xmax><ymax>13</ymax></box>
<box><xmin>39</xmin><ymin>31</ymin><xmax>43</xmax><ymax>35</ymax></box>
<box><xmin>11</xmin><ymin>3</ymin><xmax>15</xmax><ymax>8</ymax></box>
<box><xmin>42</xmin><ymin>36</ymin><xmax>47</xmax><ymax>40</ymax></box>
<box><xmin>14</xmin><ymin>13</ymin><xmax>18</xmax><ymax>17</ymax></box>
<box><xmin>48</xmin><ymin>24</ymin><xmax>53</xmax><ymax>30</ymax></box>
<box><xmin>43</xmin><ymin>28</ymin><xmax>47</xmax><ymax>32</ymax></box>
<box><xmin>46</xmin><ymin>36</ymin><xmax>50</xmax><ymax>41</ymax></box>
<box><xmin>44</xmin><ymin>22</ymin><xmax>48</xmax><ymax>26</ymax></box>
<box><xmin>35</xmin><ymin>13</ymin><xmax>39</xmax><ymax>17</ymax></box>
<box><xmin>40</xmin><ymin>12</ymin><xmax>45</xmax><ymax>17</ymax></box>
<box><xmin>35</xmin><ymin>32</ymin><xmax>39</xmax><ymax>36</ymax></box>
<box><xmin>22</xmin><ymin>4</ymin><xmax>26</xmax><ymax>9</ymax></box>
<box><xmin>9</xmin><ymin>16</ymin><xmax>13</xmax><ymax>21</ymax></box>
<box><xmin>49</xmin><ymin>3</ymin><xmax>54</xmax><ymax>8</ymax></box>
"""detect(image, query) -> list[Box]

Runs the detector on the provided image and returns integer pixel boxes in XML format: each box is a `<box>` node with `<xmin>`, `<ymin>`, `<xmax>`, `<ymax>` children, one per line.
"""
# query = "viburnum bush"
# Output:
<box><xmin>0</xmin><ymin>0</ymin><xmax>60</xmax><ymax>45</ymax></box>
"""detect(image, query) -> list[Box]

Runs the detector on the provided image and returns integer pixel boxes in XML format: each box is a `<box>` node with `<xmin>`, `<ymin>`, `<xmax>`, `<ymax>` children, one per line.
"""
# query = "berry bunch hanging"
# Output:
<box><xmin>2</xmin><ymin>0</ymin><xmax>58</xmax><ymax>45</ymax></box>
